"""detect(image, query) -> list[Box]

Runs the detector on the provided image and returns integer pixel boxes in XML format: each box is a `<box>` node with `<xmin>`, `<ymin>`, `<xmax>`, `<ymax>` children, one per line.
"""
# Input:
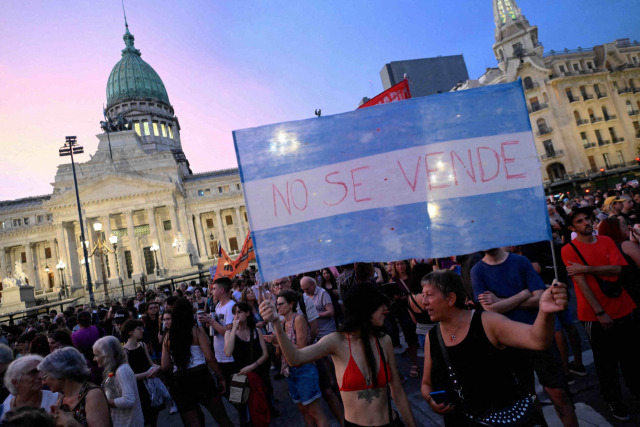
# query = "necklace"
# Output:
<box><xmin>444</xmin><ymin>312</ymin><xmax>468</xmax><ymax>342</ymax></box>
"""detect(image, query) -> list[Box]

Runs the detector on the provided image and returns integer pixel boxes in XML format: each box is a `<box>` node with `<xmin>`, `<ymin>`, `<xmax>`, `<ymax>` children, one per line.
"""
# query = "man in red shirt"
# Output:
<box><xmin>561</xmin><ymin>207</ymin><xmax>640</xmax><ymax>421</ymax></box>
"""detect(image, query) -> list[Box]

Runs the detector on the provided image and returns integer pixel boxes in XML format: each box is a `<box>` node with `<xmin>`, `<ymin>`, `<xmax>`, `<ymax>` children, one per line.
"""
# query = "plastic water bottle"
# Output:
<box><xmin>103</xmin><ymin>372</ymin><xmax>120</xmax><ymax>400</ymax></box>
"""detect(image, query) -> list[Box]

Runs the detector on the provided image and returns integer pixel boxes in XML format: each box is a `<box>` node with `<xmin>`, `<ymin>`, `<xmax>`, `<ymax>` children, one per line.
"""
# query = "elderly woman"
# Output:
<box><xmin>39</xmin><ymin>347</ymin><xmax>111</xmax><ymax>427</ymax></box>
<box><xmin>1</xmin><ymin>355</ymin><xmax>57</xmax><ymax>418</ymax></box>
<box><xmin>0</xmin><ymin>344</ymin><xmax>15</xmax><ymax>402</ymax></box>
<box><xmin>421</xmin><ymin>270</ymin><xmax>568</xmax><ymax>426</ymax></box>
<box><xmin>92</xmin><ymin>336</ymin><xmax>144</xmax><ymax>427</ymax></box>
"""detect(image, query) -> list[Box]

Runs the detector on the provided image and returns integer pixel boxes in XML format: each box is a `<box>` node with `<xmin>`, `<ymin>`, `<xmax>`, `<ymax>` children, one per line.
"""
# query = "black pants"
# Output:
<box><xmin>582</xmin><ymin>312</ymin><xmax>640</xmax><ymax>403</ymax></box>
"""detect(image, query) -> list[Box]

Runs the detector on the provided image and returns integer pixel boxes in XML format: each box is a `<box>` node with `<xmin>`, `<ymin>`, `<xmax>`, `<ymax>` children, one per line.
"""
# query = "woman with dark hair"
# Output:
<box><xmin>407</xmin><ymin>263</ymin><xmax>434</xmax><ymax>353</ymax></box>
<box><xmin>122</xmin><ymin>320</ymin><xmax>163</xmax><ymax>427</ymax></box>
<box><xmin>47</xmin><ymin>329</ymin><xmax>72</xmax><ymax>353</ymax></box>
<box><xmin>29</xmin><ymin>334</ymin><xmax>50</xmax><ymax>357</ymax></box>
<box><xmin>240</xmin><ymin>287</ymin><xmax>267</xmax><ymax>331</ymax></box>
<box><xmin>141</xmin><ymin>301</ymin><xmax>161</xmax><ymax>363</ymax></box>
<box><xmin>320</xmin><ymin>268</ymin><xmax>342</xmax><ymax>328</ymax></box>
<box><xmin>193</xmin><ymin>288</ymin><xmax>208</xmax><ymax>312</ymax></box>
<box><xmin>161</xmin><ymin>298</ymin><xmax>231</xmax><ymax>427</ymax></box>
<box><xmin>421</xmin><ymin>270</ymin><xmax>568</xmax><ymax>426</ymax></box>
<box><xmin>260</xmin><ymin>283</ymin><xmax>416</xmax><ymax>427</ymax></box>
<box><xmin>390</xmin><ymin>260</ymin><xmax>420</xmax><ymax>378</ymax></box>
<box><xmin>263</xmin><ymin>290</ymin><xmax>328</xmax><ymax>426</ymax></box>
<box><xmin>93</xmin><ymin>336</ymin><xmax>144</xmax><ymax>426</ymax></box>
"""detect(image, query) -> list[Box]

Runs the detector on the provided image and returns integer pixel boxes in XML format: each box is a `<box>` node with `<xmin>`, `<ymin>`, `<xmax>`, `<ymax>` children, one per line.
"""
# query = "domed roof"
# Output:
<box><xmin>106</xmin><ymin>25</ymin><xmax>170</xmax><ymax>108</ymax></box>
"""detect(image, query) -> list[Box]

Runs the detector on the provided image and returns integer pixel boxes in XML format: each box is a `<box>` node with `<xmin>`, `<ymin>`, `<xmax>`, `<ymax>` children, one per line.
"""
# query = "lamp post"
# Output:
<box><xmin>56</xmin><ymin>261</ymin><xmax>67</xmax><ymax>299</ymax></box>
<box><xmin>150</xmin><ymin>243</ymin><xmax>160</xmax><ymax>277</ymax></box>
<box><xmin>59</xmin><ymin>136</ymin><xmax>94</xmax><ymax>306</ymax></box>
<box><xmin>90</xmin><ymin>222</ymin><xmax>116</xmax><ymax>302</ymax></box>
<box><xmin>109</xmin><ymin>235</ymin><xmax>125</xmax><ymax>298</ymax></box>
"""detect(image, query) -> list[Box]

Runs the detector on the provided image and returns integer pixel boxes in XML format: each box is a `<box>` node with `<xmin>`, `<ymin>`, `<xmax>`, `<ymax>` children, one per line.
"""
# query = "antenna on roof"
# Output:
<box><xmin>122</xmin><ymin>0</ymin><xmax>129</xmax><ymax>31</ymax></box>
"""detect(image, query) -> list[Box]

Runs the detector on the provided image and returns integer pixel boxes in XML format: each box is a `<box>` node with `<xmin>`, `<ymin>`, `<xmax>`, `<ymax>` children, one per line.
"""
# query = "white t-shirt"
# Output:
<box><xmin>213</xmin><ymin>299</ymin><xmax>236</xmax><ymax>363</ymax></box>
<box><xmin>2</xmin><ymin>390</ymin><xmax>58</xmax><ymax>419</ymax></box>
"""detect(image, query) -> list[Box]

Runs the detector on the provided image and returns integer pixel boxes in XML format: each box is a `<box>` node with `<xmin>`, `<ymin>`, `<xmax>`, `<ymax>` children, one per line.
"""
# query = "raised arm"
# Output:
<box><xmin>259</xmin><ymin>300</ymin><xmax>335</xmax><ymax>367</ymax></box>
<box><xmin>484</xmin><ymin>283</ymin><xmax>568</xmax><ymax>350</ymax></box>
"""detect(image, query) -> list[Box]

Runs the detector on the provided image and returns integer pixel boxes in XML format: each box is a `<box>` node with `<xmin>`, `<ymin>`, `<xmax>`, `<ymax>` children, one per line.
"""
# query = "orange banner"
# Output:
<box><xmin>358</xmin><ymin>78</ymin><xmax>411</xmax><ymax>109</ymax></box>
<box><xmin>212</xmin><ymin>231</ymin><xmax>255</xmax><ymax>280</ymax></box>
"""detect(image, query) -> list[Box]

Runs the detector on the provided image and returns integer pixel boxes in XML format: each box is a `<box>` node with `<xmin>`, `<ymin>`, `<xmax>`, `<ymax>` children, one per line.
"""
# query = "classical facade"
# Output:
<box><xmin>454</xmin><ymin>0</ymin><xmax>640</xmax><ymax>191</ymax></box>
<box><xmin>0</xmin><ymin>23</ymin><xmax>247</xmax><ymax>306</ymax></box>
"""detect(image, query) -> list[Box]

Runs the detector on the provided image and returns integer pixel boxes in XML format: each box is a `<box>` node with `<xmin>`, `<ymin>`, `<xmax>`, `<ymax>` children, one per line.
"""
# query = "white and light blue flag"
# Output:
<box><xmin>233</xmin><ymin>81</ymin><xmax>551</xmax><ymax>282</ymax></box>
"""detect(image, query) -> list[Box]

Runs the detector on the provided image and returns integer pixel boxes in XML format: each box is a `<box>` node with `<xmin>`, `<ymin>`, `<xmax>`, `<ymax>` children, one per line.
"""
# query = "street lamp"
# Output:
<box><xmin>56</xmin><ymin>261</ymin><xmax>67</xmax><ymax>299</ymax></box>
<box><xmin>150</xmin><ymin>243</ymin><xmax>160</xmax><ymax>276</ymax></box>
<box><xmin>108</xmin><ymin>235</ymin><xmax>125</xmax><ymax>297</ymax></box>
<box><xmin>90</xmin><ymin>221</ymin><xmax>116</xmax><ymax>302</ymax></box>
<box><xmin>59</xmin><ymin>136</ymin><xmax>94</xmax><ymax>306</ymax></box>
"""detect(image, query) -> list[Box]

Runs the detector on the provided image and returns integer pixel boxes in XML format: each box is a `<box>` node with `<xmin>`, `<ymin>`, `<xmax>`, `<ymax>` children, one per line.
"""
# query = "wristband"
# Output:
<box><xmin>595</xmin><ymin>310</ymin><xmax>605</xmax><ymax>316</ymax></box>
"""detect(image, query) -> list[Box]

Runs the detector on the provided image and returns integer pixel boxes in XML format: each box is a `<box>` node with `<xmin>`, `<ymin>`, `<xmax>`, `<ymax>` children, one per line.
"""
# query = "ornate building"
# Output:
<box><xmin>0</xmin><ymin>23</ymin><xmax>247</xmax><ymax>306</ymax></box>
<box><xmin>454</xmin><ymin>0</ymin><xmax>640</xmax><ymax>192</ymax></box>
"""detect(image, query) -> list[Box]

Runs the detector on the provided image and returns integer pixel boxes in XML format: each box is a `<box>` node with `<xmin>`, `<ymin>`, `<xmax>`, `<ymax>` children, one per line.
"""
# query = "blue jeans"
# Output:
<box><xmin>286</xmin><ymin>363</ymin><xmax>322</xmax><ymax>405</ymax></box>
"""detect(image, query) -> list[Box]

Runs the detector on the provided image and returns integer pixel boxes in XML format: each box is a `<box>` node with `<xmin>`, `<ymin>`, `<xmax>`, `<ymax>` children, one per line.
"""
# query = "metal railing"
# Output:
<box><xmin>528</xmin><ymin>103</ymin><xmax>548</xmax><ymax>113</ymax></box>
<box><xmin>583</xmin><ymin>142</ymin><xmax>596</xmax><ymax>149</ymax></box>
<box><xmin>612</xmin><ymin>137</ymin><xmax>625</xmax><ymax>144</ymax></box>
<box><xmin>590</xmin><ymin>117</ymin><xmax>603</xmax><ymax>123</ymax></box>
<box><xmin>597</xmin><ymin>139</ymin><xmax>611</xmax><ymax>146</ymax></box>
<box><xmin>629</xmin><ymin>110</ymin><xmax>640</xmax><ymax>116</ymax></box>
<box><xmin>568</xmin><ymin>96</ymin><xmax>580</xmax><ymax>103</ymax></box>
<box><xmin>540</xmin><ymin>149</ymin><xmax>564</xmax><ymax>160</ymax></box>
<box><xmin>581</xmin><ymin>94</ymin><xmax>594</xmax><ymax>100</ymax></box>
<box><xmin>536</xmin><ymin>127</ymin><xmax>553</xmax><ymax>136</ymax></box>
<box><xmin>596</xmin><ymin>92</ymin><xmax>607</xmax><ymax>99</ymax></box>
<box><xmin>0</xmin><ymin>297</ymin><xmax>81</xmax><ymax>325</ymax></box>
<box><xmin>618</xmin><ymin>87</ymin><xmax>633</xmax><ymax>94</ymax></box>
<box><xmin>576</xmin><ymin>119</ymin><xmax>590</xmax><ymax>126</ymax></box>
<box><xmin>524</xmin><ymin>82</ymin><xmax>539</xmax><ymax>91</ymax></box>
<box><xmin>604</xmin><ymin>115</ymin><xmax>617</xmax><ymax>121</ymax></box>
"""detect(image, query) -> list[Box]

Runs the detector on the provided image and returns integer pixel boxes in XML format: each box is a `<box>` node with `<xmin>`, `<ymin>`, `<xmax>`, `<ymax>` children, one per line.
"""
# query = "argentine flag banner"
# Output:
<box><xmin>233</xmin><ymin>81</ymin><xmax>551</xmax><ymax>282</ymax></box>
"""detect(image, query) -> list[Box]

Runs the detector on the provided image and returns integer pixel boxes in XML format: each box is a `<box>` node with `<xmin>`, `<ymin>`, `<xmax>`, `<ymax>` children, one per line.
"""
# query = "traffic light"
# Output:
<box><xmin>635</xmin><ymin>157</ymin><xmax>640</xmax><ymax>165</ymax></box>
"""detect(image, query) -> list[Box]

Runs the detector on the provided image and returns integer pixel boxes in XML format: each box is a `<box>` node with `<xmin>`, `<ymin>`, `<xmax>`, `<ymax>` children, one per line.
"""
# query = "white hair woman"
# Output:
<box><xmin>39</xmin><ymin>346</ymin><xmax>111</xmax><ymax>427</ymax></box>
<box><xmin>1</xmin><ymin>355</ymin><xmax>57</xmax><ymax>418</ymax></box>
<box><xmin>93</xmin><ymin>336</ymin><xmax>144</xmax><ymax>427</ymax></box>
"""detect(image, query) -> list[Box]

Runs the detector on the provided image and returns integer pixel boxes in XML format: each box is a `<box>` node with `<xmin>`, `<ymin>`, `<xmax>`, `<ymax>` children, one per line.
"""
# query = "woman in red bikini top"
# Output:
<box><xmin>261</xmin><ymin>274</ymin><xmax>416</xmax><ymax>427</ymax></box>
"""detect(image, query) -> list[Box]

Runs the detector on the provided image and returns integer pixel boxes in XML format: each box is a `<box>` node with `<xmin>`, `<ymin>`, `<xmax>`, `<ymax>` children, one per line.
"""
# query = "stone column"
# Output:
<box><xmin>1</xmin><ymin>247</ymin><xmax>7</xmax><ymax>278</ymax></box>
<box><xmin>126</xmin><ymin>211</ymin><xmax>143</xmax><ymax>280</ymax></box>
<box><xmin>215</xmin><ymin>210</ymin><xmax>227</xmax><ymax>250</ymax></box>
<box><xmin>103</xmin><ymin>216</ymin><xmax>118</xmax><ymax>282</ymax></box>
<box><xmin>187</xmin><ymin>214</ymin><xmax>200</xmax><ymax>259</ymax></box>
<box><xmin>147</xmin><ymin>207</ymin><xmax>163</xmax><ymax>270</ymax></box>
<box><xmin>234</xmin><ymin>207</ymin><xmax>246</xmax><ymax>240</ymax></box>
<box><xmin>56</xmin><ymin>225</ymin><xmax>70</xmax><ymax>289</ymax></box>
<box><xmin>64</xmin><ymin>223</ymin><xmax>82</xmax><ymax>290</ymax></box>
<box><xmin>194</xmin><ymin>213</ymin><xmax>208</xmax><ymax>257</ymax></box>
<box><xmin>26</xmin><ymin>243</ymin><xmax>41</xmax><ymax>290</ymax></box>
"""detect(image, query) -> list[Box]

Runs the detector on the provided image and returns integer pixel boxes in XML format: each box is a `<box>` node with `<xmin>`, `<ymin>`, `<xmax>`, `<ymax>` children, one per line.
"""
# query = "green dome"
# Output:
<box><xmin>106</xmin><ymin>26</ymin><xmax>170</xmax><ymax>108</ymax></box>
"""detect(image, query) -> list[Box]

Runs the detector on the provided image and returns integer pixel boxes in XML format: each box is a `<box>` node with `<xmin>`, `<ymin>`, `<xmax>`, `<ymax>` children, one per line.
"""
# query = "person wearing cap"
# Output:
<box><xmin>602</xmin><ymin>196</ymin><xmax>625</xmax><ymax>218</ymax></box>
<box><xmin>561</xmin><ymin>206</ymin><xmax>640</xmax><ymax>421</ymax></box>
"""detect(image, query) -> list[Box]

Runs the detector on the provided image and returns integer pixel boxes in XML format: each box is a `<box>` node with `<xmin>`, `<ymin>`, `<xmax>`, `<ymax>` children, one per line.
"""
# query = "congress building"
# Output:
<box><xmin>454</xmin><ymin>0</ymin><xmax>640</xmax><ymax>193</ymax></box>
<box><xmin>0</xmin><ymin>23</ymin><xmax>247</xmax><ymax>307</ymax></box>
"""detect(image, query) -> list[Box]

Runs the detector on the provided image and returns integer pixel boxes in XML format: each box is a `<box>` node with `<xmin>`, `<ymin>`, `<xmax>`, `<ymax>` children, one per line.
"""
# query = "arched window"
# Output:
<box><xmin>523</xmin><ymin>77</ymin><xmax>534</xmax><ymax>90</ymax></box>
<box><xmin>588</xmin><ymin>108</ymin><xmax>595</xmax><ymax>119</ymax></box>
<box><xmin>573</xmin><ymin>111</ymin><xmax>581</xmax><ymax>123</ymax></box>
<box><xmin>536</xmin><ymin>118</ymin><xmax>548</xmax><ymax>134</ymax></box>
<box><xmin>546</xmin><ymin>163</ymin><xmax>567</xmax><ymax>182</ymax></box>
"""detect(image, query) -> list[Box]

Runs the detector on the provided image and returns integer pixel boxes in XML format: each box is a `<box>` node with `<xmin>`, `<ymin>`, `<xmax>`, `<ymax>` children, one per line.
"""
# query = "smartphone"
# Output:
<box><xmin>429</xmin><ymin>390</ymin><xmax>450</xmax><ymax>405</ymax></box>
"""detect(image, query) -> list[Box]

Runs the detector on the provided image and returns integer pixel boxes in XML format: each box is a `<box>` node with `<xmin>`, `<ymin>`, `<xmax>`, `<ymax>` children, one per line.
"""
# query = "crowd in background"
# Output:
<box><xmin>0</xmin><ymin>184</ymin><xmax>638</xmax><ymax>426</ymax></box>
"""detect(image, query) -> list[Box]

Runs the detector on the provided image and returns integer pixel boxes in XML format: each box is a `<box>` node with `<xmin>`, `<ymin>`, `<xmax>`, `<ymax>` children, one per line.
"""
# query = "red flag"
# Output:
<box><xmin>213</xmin><ymin>245</ymin><xmax>236</xmax><ymax>279</ymax></box>
<box><xmin>232</xmin><ymin>231</ymin><xmax>255</xmax><ymax>274</ymax></box>
<box><xmin>358</xmin><ymin>79</ymin><xmax>411</xmax><ymax>109</ymax></box>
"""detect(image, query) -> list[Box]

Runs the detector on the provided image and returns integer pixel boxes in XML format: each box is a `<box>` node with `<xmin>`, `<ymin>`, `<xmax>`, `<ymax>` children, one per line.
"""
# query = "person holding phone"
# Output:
<box><xmin>421</xmin><ymin>270</ymin><xmax>569</xmax><ymax>426</ymax></box>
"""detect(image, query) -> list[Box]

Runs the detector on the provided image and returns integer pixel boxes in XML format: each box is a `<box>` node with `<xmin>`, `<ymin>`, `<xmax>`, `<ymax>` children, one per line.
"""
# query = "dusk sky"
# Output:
<box><xmin>1</xmin><ymin>0</ymin><xmax>639</xmax><ymax>201</ymax></box>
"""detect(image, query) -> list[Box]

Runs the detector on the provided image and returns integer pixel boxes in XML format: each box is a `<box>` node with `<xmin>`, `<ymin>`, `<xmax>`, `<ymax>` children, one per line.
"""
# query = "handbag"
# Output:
<box><xmin>144</xmin><ymin>376</ymin><xmax>171</xmax><ymax>407</ymax></box>
<box><xmin>229</xmin><ymin>373</ymin><xmax>251</xmax><ymax>405</ymax></box>
<box><xmin>436</xmin><ymin>326</ymin><xmax>536</xmax><ymax>427</ymax></box>
<box><xmin>568</xmin><ymin>242</ymin><xmax>623</xmax><ymax>298</ymax></box>
<box><xmin>375</xmin><ymin>336</ymin><xmax>405</xmax><ymax>427</ymax></box>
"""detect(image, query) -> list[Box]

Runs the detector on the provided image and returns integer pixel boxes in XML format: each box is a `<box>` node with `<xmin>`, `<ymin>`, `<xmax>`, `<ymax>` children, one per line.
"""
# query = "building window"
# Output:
<box><xmin>47</xmin><ymin>214</ymin><xmax>53</xmax><ymax>221</ymax></box>
<box><xmin>13</xmin><ymin>219</ymin><xmax>22</xmax><ymax>227</ymax></box>
<box><xmin>580</xmin><ymin>131</ymin><xmax>589</xmax><ymax>145</ymax></box>
<box><xmin>603</xmin><ymin>153</ymin><xmax>610</xmax><ymax>168</ymax></box>
<box><xmin>206</xmin><ymin>218</ymin><xmax>214</xmax><ymax>228</ymax></box>
<box><xmin>587</xmin><ymin>62</ymin><xmax>594</xmax><ymax>69</ymax></box>
<box><xmin>0</xmin><ymin>221</ymin><xmax>4</xmax><ymax>229</ymax></box>
<box><xmin>609</xmin><ymin>127</ymin><xmax>618</xmax><ymax>140</ymax></box>
<box><xmin>594</xmin><ymin>84</ymin><xmax>602</xmax><ymax>97</ymax></box>
<box><xmin>573</xmin><ymin>63</ymin><xmax>580</xmax><ymax>71</ymax></box>
<box><xmin>143</xmin><ymin>247</ymin><xmax>156</xmax><ymax>275</ymax></box>
<box><xmin>197</xmin><ymin>190</ymin><xmax>204</xmax><ymax>197</ymax></box>
<box><xmin>37</xmin><ymin>215</ymin><xmax>43</xmax><ymax>223</ymax></box>
<box><xmin>21</xmin><ymin>252</ymin><xmax>26</xmax><ymax>263</ymax></box>
<box><xmin>161</xmin><ymin>123</ymin><xmax>167</xmax><ymax>137</ymax></box>
<box><xmin>229</xmin><ymin>237</ymin><xmax>239</xmax><ymax>253</ymax></box>
<box><xmin>209</xmin><ymin>240</ymin><xmax>219</xmax><ymax>256</ymax></box>
<box><xmin>23</xmin><ymin>218</ymin><xmax>29</xmax><ymax>226</ymax></box>
<box><xmin>236</xmin><ymin>183</ymin><xmax>241</xmax><ymax>191</ymax></box>
<box><xmin>168</xmin><ymin>125</ymin><xmax>174</xmax><ymax>139</ymax></box>
<box><xmin>565</xmin><ymin>88</ymin><xmax>576</xmax><ymax>102</ymax></box>
<box><xmin>223</xmin><ymin>185</ymin><xmax>230</xmax><ymax>192</ymax></box>
<box><xmin>559</xmin><ymin>65</ymin><xmax>566</xmax><ymax>73</ymax></box>
<box><xmin>124</xmin><ymin>251</ymin><xmax>133</xmax><ymax>279</ymax></box>
<box><xmin>163</xmin><ymin>220</ymin><xmax>172</xmax><ymax>231</ymax></box>
<box><xmin>225</xmin><ymin>215</ymin><xmax>233</xmax><ymax>225</ymax></box>
<box><xmin>217</xmin><ymin>186</ymin><xmax>223</xmax><ymax>193</ymax></box>
<box><xmin>152</xmin><ymin>122</ymin><xmax>160</xmax><ymax>137</ymax></box>
<box><xmin>45</xmin><ymin>247</ymin><xmax>52</xmax><ymax>259</ymax></box>
<box><xmin>523</xmin><ymin>77</ymin><xmax>534</xmax><ymax>90</ymax></box>
<box><xmin>142</xmin><ymin>120</ymin><xmax>150</xmax><ymax>136</ymax></box>
<box><xmin>617</xmin><ymin>150</ymin><xmax>625</xmax><ymax>165</ymax></box>
<box><xmin>542</xmin><ymin>140</ymin><xmax>555</xmax><ymax>157</ymax></box>
<box><xmin>134</xmin><ymin>121</ymin><xmax>141</xmax><ymax>136</ymax></box>
<box><xmin>595</xmin><ymin>129</ymin><xmax>603</xmax><ymax>144</ymax></box>
<box><xmin>244</xmin><ymin>212</ymin><xmax>248</xmax><ymax>222</ymax></box>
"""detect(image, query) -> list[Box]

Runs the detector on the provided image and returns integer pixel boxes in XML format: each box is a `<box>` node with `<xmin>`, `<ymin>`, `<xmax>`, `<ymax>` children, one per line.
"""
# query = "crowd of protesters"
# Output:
<box><xmin>0</xmin><ymin>185</ymin><xmax>638</xmax><ymax>426</ymax></box>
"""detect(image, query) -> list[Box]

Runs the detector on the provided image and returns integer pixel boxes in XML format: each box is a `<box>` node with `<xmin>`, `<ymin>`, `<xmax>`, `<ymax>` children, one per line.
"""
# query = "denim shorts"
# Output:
<box><xmin>286</xmin><ymin>363</ymin><xmax>322</xmax><ymax>405</ymax></box>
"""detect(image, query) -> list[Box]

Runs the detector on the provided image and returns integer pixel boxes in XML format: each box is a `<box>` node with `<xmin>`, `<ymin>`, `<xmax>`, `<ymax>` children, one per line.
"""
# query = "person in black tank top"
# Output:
<box><xmin>420</xmin><ymin>270</ymin><xmax>570</xmax><ymax>426</ymax></box>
